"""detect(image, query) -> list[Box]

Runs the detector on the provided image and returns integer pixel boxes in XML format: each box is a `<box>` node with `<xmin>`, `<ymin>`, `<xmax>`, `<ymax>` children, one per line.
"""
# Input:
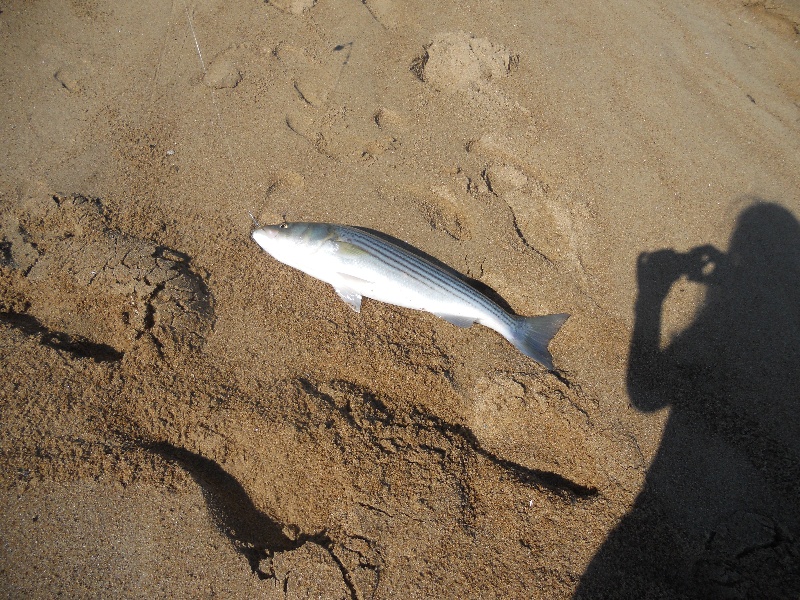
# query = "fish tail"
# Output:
<box><xmin>508</xmin><ymin>313</ymin><xmax>569</xmax><ymax>370</ymax></box>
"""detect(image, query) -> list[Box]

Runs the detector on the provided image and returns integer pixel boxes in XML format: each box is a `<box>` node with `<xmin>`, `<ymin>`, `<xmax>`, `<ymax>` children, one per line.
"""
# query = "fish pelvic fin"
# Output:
<box><xmin>334</xmin><ymin>287</ymin><xmax>363</xmax><ymax>312</ymax></box>
<box><xmin>508</xmin><ymin>313</ymin><xmax>569</xmax><ymax>370</ymax></box>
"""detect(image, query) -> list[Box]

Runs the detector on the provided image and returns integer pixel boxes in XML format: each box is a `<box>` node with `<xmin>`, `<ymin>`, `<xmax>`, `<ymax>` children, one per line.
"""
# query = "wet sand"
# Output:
<box><xmin>1</xmin><ymin>0</ymin><xmax>799</xmax><ymax>597</ymax></box>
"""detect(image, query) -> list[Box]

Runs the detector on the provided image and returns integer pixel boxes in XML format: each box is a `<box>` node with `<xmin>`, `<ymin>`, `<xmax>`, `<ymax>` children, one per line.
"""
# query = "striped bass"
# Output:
<box><xmin>252</xmin><ymin>222</ymin><xmax>568</xmax><ymax>370</ymax></box>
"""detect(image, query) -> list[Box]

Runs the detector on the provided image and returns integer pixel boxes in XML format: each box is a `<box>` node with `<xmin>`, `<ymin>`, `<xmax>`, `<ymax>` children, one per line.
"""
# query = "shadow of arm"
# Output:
<box><xmin>627</xmin><ymin>250</ymin><xmax>685</xmax><ymax>411</ymax></box>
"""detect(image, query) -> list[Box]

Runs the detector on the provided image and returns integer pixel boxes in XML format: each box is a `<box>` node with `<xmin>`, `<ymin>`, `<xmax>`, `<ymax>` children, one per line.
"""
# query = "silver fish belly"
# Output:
<box><xmin>252</xmin><ymin>222</ymin><xmax>568</xmax><ymax>369</ymax></box>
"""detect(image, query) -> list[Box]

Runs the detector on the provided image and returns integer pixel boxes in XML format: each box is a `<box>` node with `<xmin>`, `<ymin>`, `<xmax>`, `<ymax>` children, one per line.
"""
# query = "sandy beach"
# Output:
<box><xmin>1</xmin><ymin>0</ymin><xmax>799</xmax><ymax>597</ymax></box>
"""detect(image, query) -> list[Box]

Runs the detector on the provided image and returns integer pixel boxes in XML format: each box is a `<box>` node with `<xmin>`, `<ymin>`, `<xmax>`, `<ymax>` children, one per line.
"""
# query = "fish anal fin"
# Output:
<box><xmin>434</xmin><ymin>313</ymin><xmax>475</xmax><ymax>328</ymax></box>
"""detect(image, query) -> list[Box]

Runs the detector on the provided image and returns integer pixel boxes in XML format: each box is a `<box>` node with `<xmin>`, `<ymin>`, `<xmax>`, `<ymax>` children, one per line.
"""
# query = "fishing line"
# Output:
<box><xmin>179</xmin><ymin>0</ymin><xmax>249</xmax><ymax>220</ymax></box>
<box><xmin>184</xmin><ymin>5</ymin><xmax>207</xmax><ymax>72</ymax></box>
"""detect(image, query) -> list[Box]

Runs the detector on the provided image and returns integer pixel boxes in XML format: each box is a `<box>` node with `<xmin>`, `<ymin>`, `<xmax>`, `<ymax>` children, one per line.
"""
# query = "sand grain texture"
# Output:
<box><xmin>1</xmin><ymin>0</ymin><xmax>799</xmax><ymax>598</ymax></box>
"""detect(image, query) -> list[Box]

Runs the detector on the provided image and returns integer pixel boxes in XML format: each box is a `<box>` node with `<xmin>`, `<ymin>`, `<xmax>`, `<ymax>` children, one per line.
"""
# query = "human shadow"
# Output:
<box><xmin>575</xmin><ymin>201</ymin><xmax>800</xmax><ymax>599</ymax></box>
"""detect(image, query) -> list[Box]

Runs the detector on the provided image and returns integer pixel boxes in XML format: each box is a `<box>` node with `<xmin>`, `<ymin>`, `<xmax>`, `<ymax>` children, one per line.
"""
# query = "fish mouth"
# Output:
<box><xmin>251</xmin><ymin>228</ymin><xmax>278</xmax><ymax>247</ymax></box>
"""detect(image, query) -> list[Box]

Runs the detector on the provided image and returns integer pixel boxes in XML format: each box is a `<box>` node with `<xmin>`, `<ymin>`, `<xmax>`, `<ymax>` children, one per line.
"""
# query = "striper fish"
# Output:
<box><xmin>252</xmin><ymin>222</ymin><xmax>568</xmax><ymax>369</ymax></box>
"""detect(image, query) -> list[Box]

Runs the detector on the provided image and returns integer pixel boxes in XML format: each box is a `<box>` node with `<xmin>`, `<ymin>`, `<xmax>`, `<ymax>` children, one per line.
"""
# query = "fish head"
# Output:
<box><xmin>252</xmin><ymin>222</ymin><xmax>336</xmax><ymax>264</ymax></box>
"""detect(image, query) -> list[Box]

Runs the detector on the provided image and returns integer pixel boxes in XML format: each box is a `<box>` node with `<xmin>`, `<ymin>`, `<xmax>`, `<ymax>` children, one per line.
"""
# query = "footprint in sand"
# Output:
<box><xmin>466</xmin><ymin>134</ymin><xmax>595</xmax><ymax>277</ymax></box>
<box><xmin>1</xmin><ymin>192</ymin><xmax>214</xmax><ymax>358</ymax></box>
<box><xmin>276</xmin><ymin>41</ymin><xmax>400</xmax><ymax>160</ymax></box>
<box><xmin>414</xmin><ymin>183</ymin><xmax>472</xmax><ymax>241</ymax></box>
<box><xmin>274</xmin><ymin>43</ymin><xmax>337</xmax><ymax>108</ymax></box>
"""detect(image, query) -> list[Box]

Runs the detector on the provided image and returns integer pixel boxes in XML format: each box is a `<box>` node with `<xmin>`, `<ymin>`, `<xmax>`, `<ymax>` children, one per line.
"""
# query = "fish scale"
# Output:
<box><xmin>336</xmin><ymin>227</ymin><xmax>499</xmax><ymax>309</ymax></box>
<box><xmin>252</xmin><ymin>222</ymin><xmax>568</xmax><ymax>369</ymax></box>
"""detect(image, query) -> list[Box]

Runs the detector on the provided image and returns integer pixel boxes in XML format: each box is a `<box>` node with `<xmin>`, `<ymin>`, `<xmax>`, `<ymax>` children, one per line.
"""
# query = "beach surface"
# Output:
<box><xmin>1</xmin><ymin>0</ymin><xmax>799</xmax><ymax>597</ymax></box>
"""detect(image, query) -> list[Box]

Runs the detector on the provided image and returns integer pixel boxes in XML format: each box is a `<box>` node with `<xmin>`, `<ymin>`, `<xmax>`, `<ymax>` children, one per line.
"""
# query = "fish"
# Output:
<box><xmin>251</xmin><ymin>222</ymin><xmax>568</xmax><ymax>370</ymax></box>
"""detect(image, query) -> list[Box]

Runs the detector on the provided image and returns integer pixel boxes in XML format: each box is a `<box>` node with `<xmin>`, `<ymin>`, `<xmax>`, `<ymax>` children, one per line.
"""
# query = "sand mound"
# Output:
<box><xmin>414</xmin><ymin>31</ymin><xmax>518</xmax><ymax>92</ymax></box>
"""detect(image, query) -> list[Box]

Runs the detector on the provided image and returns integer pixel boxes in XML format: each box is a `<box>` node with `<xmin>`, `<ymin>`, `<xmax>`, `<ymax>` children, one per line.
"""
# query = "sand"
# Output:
<box><xmin>1</xmin><ymin>0</ymin><xmax>799</xmax><ymax>597</ymax></box>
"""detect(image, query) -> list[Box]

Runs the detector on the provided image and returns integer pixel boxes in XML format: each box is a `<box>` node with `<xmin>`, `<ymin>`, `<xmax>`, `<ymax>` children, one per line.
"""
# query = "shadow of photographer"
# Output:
<box><xmin>575</xmin><ymin>201</ymin><xmax>800</xmax><ymax>598</ymax></box>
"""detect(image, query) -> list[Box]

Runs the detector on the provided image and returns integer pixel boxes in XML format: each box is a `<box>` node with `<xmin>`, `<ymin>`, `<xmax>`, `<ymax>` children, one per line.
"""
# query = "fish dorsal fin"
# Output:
<box><xmin>434</xmin><ymin>313</ymin><xmax>475</xmax><ymax>328</ymax></box>
<box><xmin>334</xmin><ymin>286</ymin><xmax>363</xmax><ymax>312</ymax></box>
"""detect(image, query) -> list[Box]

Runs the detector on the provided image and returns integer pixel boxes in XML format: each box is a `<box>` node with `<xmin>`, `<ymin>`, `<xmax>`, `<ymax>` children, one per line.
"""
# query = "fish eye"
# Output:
<box><xmin>279</xmin><ymin>222</ymin><xmax>288</xmax><ymax>229</ymax></box>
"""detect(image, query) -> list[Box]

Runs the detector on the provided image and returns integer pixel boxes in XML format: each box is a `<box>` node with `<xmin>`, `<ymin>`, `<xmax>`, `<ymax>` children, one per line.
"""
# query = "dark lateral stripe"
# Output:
<box><xmin>339</xmin><ymin>227</ymin><xmax>510</xmax><ymax>324</ymax></box>
<box><xmin>344</xmin><ymin>228</ymin><xmax>477</xmax><ymax>302</ymax></box>
<box><xmin>353</xmin><ymin>233</ymin><xmax>451</xmax><ymax>294</ymax></box>
<box><xmin>360</xmin><ymin>237</ymin><xmax>444</xmax><ymax>294</ymax></box>
<box><xmin>352</xmin><ymin>231</ymin><xmax>500</xmax><ymax>313</ymax></box>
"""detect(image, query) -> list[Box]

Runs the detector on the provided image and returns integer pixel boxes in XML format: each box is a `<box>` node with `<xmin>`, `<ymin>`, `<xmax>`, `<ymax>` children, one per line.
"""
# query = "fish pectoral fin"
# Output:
<box><xmin>434</xmin><ymin>313</ymin><xmax>475</xmax><ymax>328</ymax></box>
<box><xmin>334</xmin><ymin>286</ymin><xmax>363</xmax><ymax>313</ymax></box>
